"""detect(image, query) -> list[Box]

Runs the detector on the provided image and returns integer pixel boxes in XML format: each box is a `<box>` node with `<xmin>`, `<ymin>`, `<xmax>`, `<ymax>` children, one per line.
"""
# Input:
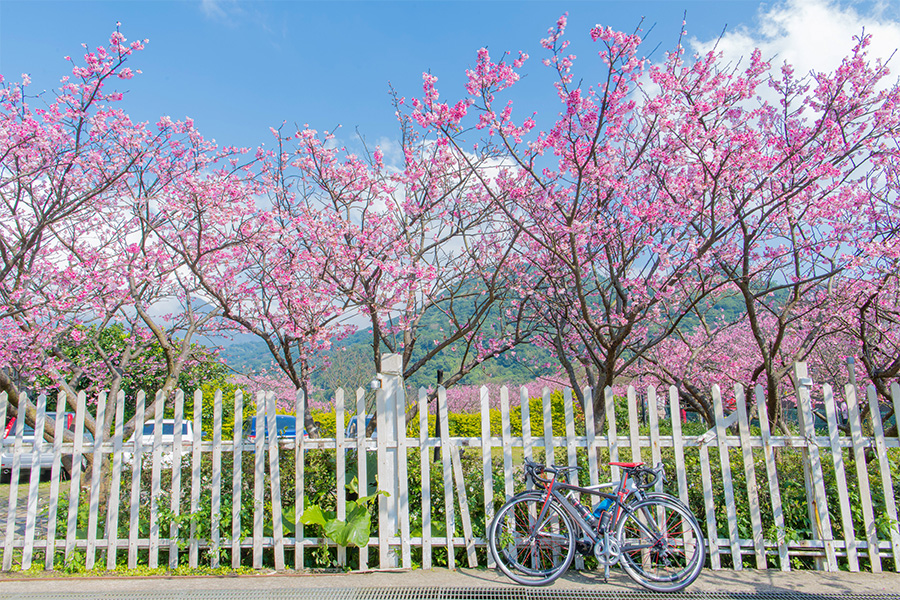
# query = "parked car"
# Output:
<box><xmin>123</xmin><ymin>419</ymin><xmax>194</xmax><ymax>466</ymax></box>
<box><xmin>344</xmin><ymin>414</ymin><xmax>376</xmax><ymax>440</ymax></box>
<box><xmin>241</xmin><ymin>415</ymin><xmax>308</xmax><ymax>442</ymax></box>
<box><xmin>1</xmin><ymin>413</ymin><xmax>93</xmax><ymax>481</ymax></box>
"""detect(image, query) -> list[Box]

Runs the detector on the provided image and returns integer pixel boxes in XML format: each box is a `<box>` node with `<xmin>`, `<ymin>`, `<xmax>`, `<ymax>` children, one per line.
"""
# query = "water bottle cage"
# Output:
<box><xmin>592</xmin><ymin>497</ymin><xmax>613</xmax><ymax>518</ymax></box>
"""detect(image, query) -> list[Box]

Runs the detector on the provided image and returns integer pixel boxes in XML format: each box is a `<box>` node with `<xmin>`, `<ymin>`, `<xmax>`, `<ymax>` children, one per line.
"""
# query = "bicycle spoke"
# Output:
<box><xmin>489</xmin><ymin>494</ymin><xmax>576</xmax><ymax>585</ymax></box>
<box><xmin>616</xmin><ymin>496</ymin><xmax>706</xmax><ymax>592</ymax></box>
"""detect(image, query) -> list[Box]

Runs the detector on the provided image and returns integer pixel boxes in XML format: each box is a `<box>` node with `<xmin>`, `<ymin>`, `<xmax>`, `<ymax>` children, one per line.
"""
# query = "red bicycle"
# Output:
<box><xmin>487</xmin><ymin>459</ymin><xmax>706</xmax><ymax>592</ymax></box>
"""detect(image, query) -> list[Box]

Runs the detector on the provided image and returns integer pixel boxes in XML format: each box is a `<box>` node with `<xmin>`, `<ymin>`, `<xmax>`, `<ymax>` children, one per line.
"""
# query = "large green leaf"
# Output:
<box><xmin>323</xmin><ymin>502</ymin><xmax>371</xmax><ymax>547</ymax></box>
<box><xmin>299</xmin><ymin>505</ymin><xmax>335</xmax><ymax>528</ymax></box>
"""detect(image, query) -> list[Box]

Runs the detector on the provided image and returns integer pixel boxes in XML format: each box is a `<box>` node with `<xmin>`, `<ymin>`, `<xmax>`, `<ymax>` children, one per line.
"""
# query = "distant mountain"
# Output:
<box><xmin>220</xmin><ymin>319</ymin><xmax>554</xmax><ymax>390</ymax></box>
<box><xmin>221</xmin><ymin>339</ymin><xmax>276</xmax><ymax>374</ymax></box>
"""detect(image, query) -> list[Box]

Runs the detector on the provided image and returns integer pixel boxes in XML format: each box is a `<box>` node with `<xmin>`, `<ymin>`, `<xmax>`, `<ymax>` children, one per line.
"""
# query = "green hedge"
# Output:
<box><xmin>309</xmin><ymin>390</ymin><xmax>585</xmax><ymax>438</ymax></box>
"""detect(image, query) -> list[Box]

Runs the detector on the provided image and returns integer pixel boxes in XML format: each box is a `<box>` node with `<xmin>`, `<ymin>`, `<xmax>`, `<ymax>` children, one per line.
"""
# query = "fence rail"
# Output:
<box><xmin>1</xmin><ymin>369</ymin><xmax>899</xmax><ymax>574</ymax></box>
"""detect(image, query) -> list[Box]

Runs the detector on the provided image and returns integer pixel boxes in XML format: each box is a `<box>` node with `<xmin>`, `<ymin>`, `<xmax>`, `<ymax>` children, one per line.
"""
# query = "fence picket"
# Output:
<box><xmin>845</xmin><ymin>384</ymin><xmax>880</xmax><ymax>572</ymax></box>
<box><xmin>64</xmin><ymin>392</ymin><xmax>87</xmax><ymax>564</ymax></box>
<box><xmin>22</xmin><ymin>393</ymin><xmax>47</xmax><ymax>570</ymax></box>
<box><xmin>520</xmin><ymin>387</ymin><xmax>533</xmax><ymax>492</ymax></box>
<box><xmin>396</xmin><ymin>385</ymin><xmax>411</xmax><ymax>569</ymax></box>
<box><xmin>500</xmin><ymin>386</ymin><xmax>514</xmax><ymax>499</ymax></box>
<box><xmin>822</xmin><ymin>383</ymin><xmax>859</xmax><ymax>571</ymax></box>
<box><xmin>712</xmin><ymin>385</ymin><xmax>741</xmax><ymax>569</ymax></box>
<box><xmin>335</xmin><ymin>389</ymin><xmax>347</xmax><ymax>566</ymax></box>
<box><xmin>647</xmin><ymin>387</ymin><xmax>661</xmax><ymax>489</ymax></box>
<box><xmin>542</xmin><ymin>387</ymin><xmax>553</xmax><ymax>466</ymax></box>
<box><xmin>2</xmin><ymin>392</ymin><xmax>25</xmax><ymax>571</ymax></box>
<box><xmin>668</xmin><ymin>388</ymin><xmax>689</xmax><ymax>508</ymax></box>
<box><xmin>85</xmin><ymin>391</ymin><xmax>107</xmax><ymax>570</ymax></box>
<box><xmin>418</xmin><ymin>387</ymin><xmax>431</xmax><ymax>569</ymax></box>
<box><xmin>698</xmin><ymin>418</ymin><xmax>719</xmax><ymax>570</ymax></box>
<box><xmin>605</xmin><ymin>387</ymin><xmax>620</xmax><ymax>482</ymax></box>
<box><xmin>867</xmin><ymin>385</ymin><xmax>900</xmax><ymax>570</ymax></box>
<box><xmin>170</xmin><ymin>389</ymin><xmax>185</xmax><ymax>569</ymax></box>
<box><xmin>583</xmin><ymin>388</ymin><xmax>599</xmax><ymax>490</ymax></box>
<box><xmin>734</xmin><ymin>385</ymin><xmax>765</xmax><ymax>569</ymax></box>
<box><xmin>563</xmin><ymin>388</ymin><xmax>578</xmax><ymax>485</ymax></box>
<box><xmin>265</xmin><ymin>391</ymin><xmax>284</xmax><ymax>570</ymax></box>
<box><xmin>105</xmin><ymin>391</ymin><xmax>125</xmax><ymax>570</ymax></box>
<box><xmin>376</xmin><ymin>384</ymin><xmax>389</xmax><ymax>567</ymax></box>
<box><xmin>354</xmin><ymin>388</ymin><xmax>366</xmax><ymax>570</ymax></box>
<box><xmin>128</xmin><ymin>391</ymin><xmax>145</xmax><ymax>569</ymax></box>
<box><xmin>563</xmin><ymin>388</ymin><xmax>583</xmax><ymax>571</ymax></box>
<box><xmin>149</xmin><ymin>390</ymin><xmax>166</xmax><ymax>568</ymax></box>
<box><xmin>894</xmin><ymin>383</ymin><xmax>900</xmax><ymax>571</ymax></box>
<box><xmin>46</xmin><ymin>397</ymin><xmax>65</xmax><ymax>567</ymax></box>
<box><xmin>251</xmin><ymin>391</ymin><xmax>266</xmax><ymax>569</ymax></box>
<box><xmin>627</xmin><ymin>386</ymin><xmax>642</xmax><ymax>465</ymax></box>
<box><xmin>252</xmin><ymin>391</ymin><xmax>265</xmax><ymax>569</ymax></box>
<box><xmin>480</xmin><ymin>386</ymin><xmax>494</xmax><ymax>569</ymax></box>
<box><xmin>437</xmin><ymin>385</ymin><xmax>455</xmax><ymax>569</ymax></box>
<box><xmin>232</xmin><ymin>389</ymin><xmax>244</xmax><ymax>569</ymax></box>
<box><xmin>211</xmin><ymin>388</ymin><xmax>223</xmax><ymax>568</ymax></box>
<box><xmin>190</xmin><ymin>389</ymin><xmax>203</xmax><ymax>568</ymax></box>
<box><xmin>295</xmin><ymin>390</ymin><xmax>306</xmax><ymax>570</ymax></box>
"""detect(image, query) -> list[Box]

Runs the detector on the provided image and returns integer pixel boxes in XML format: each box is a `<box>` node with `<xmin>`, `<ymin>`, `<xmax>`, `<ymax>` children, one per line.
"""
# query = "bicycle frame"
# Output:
<box><xmin>529</xmin><ymin>468</ymin><xmax>640</xmax><ymax>547</ymax></box>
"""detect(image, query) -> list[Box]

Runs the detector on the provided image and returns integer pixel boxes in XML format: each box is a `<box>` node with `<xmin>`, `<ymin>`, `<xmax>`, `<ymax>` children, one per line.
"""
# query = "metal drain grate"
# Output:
<box><xmin>0</xmin><ymin>589</ymin><xmax>897</xmax><ymax>600</ymax></box>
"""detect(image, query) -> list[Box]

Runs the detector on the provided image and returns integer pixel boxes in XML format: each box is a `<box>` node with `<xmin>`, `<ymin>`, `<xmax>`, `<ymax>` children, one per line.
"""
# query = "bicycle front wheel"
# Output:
<box><xmin>488</xmin><ymin>493</ymin><xmax>576</xmax><ymax>586</ymax></box>
<box><xmin>616</xmin><ymin>496</ymin><xmax>706</xmax><ymax>592</ymax></box>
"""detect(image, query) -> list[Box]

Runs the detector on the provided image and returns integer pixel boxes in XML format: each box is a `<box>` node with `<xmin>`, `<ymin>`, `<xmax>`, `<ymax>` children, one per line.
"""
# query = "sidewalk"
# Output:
<box><xmin>0</xmin><ymin>568</ymin><xmax>898</xmax><ymax>598</ymax></box>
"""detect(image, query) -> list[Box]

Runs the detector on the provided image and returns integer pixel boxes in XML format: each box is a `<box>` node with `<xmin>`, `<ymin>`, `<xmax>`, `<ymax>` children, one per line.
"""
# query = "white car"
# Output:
<box><xmin>123</xmin><ymin>419</ymin><xmax>194</xmax><ymax>466</ymax></box>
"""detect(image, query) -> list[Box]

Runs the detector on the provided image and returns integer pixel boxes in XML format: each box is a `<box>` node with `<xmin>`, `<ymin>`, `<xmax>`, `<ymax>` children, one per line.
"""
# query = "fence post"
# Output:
<box><xmin>376</xmin><ymin>353</ymin><xmax>403</xmax><ymax>568</ymax></box>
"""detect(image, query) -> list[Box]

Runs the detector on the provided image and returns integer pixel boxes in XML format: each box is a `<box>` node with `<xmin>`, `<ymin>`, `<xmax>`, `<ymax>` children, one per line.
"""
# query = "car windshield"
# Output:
<box><xmin>244</xmin><ymin>416</ymin><xmax>296</xmax><ymax>436</ymax></box>
<box><xmin>141</xmin><ymin>422</ymin><xmax>191</xmax><ymax>436</ymax></box>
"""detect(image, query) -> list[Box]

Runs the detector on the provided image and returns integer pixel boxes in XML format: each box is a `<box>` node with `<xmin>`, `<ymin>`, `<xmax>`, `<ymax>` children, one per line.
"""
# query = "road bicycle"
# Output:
<box><xmin>487</xmin><ymin>458</ymin><xmax>706</xmax><ymax>592</ymax></box>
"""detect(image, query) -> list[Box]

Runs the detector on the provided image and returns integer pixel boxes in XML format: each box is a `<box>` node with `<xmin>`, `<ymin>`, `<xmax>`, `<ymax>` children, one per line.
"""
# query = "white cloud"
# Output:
<box><xmin>199</xmin><ymin>0</ymin><xmax>247</xmax><ymax>24</ymax></box>
<box><xmin>690</xmin><ymin>0</ymin><xmax>900</xmax><ymax>80</ymax></box>
<box><xmin>200</xmin><ymin>0</ymin><xmax>227</xmax><ymax>19</ymax></box>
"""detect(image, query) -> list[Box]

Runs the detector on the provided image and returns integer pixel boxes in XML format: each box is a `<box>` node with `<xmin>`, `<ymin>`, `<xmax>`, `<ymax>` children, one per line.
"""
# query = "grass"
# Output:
<box><xmin>0</xmin><ymin>478</ymin><xmax>53</xmax><ymax>505</ymax></box>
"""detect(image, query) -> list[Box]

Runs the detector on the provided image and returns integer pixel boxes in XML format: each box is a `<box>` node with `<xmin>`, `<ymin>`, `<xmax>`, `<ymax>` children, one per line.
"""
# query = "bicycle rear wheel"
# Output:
<box><xmin>616</xmin><ymin>496</ymin><xmax>706</xmax><ymax>592</ymax></box>
<box><xmin>488</xmin><ymin>494</ymin><xmax>576</xmax><ymax>586</ymax></box>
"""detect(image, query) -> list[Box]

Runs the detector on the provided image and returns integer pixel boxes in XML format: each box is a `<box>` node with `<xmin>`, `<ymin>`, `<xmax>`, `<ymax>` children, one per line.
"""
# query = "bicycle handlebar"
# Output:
<box><xmin>523</xmin><ymin>458</ymin><xmax>578</xmax><ymax>485</ymax></box>
<box><xmin>633</xmin><ymin>462</ymin><xmax>667</xmax><ymax>489</ymax></box>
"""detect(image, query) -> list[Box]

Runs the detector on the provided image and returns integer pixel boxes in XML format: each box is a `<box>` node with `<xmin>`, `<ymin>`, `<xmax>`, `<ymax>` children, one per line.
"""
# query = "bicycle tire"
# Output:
<box><xmin>488</xmin><ymin>493</ymin><xmax>576</xmax><ymax>586</ymax></box>
<box><xmin>616</xmin><ymin>495</ymin><xmax>706</xmax><ymax>592</ymax></box>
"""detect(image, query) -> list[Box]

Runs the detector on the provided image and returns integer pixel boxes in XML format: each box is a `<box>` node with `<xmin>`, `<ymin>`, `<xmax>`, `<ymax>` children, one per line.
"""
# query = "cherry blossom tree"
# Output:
<box><xmin>702</xmin><ymin>34</ymin><xmax>900</xmax><ymax>431</ymax></box>
<box><xmin>0</xmin><ymin>28</ymin><xmax>239</xmax><ymax>461</ymax></box>
<box><xmin>221</xmin><ymin>116</ymin><xmax>535</xmax><ymax>427</ymax></box>
<box><xmin>0</xmin><ymin>26</ymin><xmax>151</xmax><ymax>411</ymax></box>
<box><xmin>399</xmin><ymin>15</ymin><xmax>900</xmax><ymax>433</ymax></box>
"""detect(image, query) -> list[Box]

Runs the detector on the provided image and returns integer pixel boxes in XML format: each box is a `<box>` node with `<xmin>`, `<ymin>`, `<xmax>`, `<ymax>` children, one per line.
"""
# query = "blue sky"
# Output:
<box><xmin>1</xmin><ymin>1</ymin><xmax>898</xmax><ymax>155</ymax></box>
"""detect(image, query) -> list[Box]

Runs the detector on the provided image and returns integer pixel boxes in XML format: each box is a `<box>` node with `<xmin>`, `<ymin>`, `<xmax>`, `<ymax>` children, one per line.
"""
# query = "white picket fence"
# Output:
<box><xmin>1</xmin><ymin>367</ymin><xmax>899</xmax><ymax>574</ymax></box>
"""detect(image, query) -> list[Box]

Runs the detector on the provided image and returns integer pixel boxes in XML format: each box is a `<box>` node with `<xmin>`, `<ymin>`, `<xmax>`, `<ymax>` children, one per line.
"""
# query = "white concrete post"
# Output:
<box><xmin>376</xmin><ymin>353</ymin><xmax>403</xmax><ymax>567</ymax></box>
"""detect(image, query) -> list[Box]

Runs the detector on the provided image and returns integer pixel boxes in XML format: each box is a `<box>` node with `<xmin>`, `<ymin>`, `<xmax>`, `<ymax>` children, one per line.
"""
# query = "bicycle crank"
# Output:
<box><xmin>593</xmin><ymin>532</ymin><xmax>620</xmax><ymax>566</ymax></box>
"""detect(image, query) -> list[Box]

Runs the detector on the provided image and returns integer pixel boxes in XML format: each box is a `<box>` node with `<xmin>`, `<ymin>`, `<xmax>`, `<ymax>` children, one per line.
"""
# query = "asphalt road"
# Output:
<box><xmin>0</xmin><ymin>568</ymin><xmax>897</xmax><ymax>599</ymax></box>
